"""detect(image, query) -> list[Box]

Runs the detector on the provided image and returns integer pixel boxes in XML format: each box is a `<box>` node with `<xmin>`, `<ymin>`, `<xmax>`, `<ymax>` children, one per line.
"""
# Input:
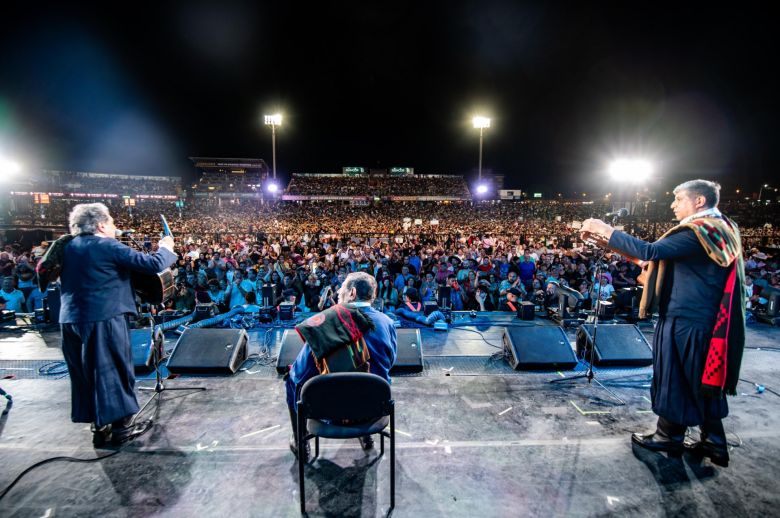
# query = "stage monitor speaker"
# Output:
<box><xmin>502</xmin><ymin>326</ymin><xmax>577</xmax><ymax>370</ymax></box>
<box><xmin>275</xmin><ymin>327</ymin><xmax>424</xmax><ymax>374</ymax></box>
<box><xmin>278</xmin><ymin>302</ymin><xmax>295</xmax><ymax>321</ymax></box>
<box><xmin>576</xmin><ymin>324</ymin><xmax>652</xmax><ymax>366</ymax></box>
<box><xmin>393</xmin><ymin>328</ymin><xmax>423</xmax><ymax>373</ymax></box>
<box><xmin>131</xmin><ymin>328</ymin><xmax>157</xmax><ymax>374</ymax></box>
<box><xmin>167</xmin><ymin>328</ymin><xmax>248</xmax><ymax>375</ymax></box>
<box><xmin>277</xmin><ymin>329</ymin><xmax>304</xmax><ymax>374</ymax></box>
<box><xmin>518</xmin><ymin>301</ymin><xmax>535</xmax><ymax>320</ymax></box>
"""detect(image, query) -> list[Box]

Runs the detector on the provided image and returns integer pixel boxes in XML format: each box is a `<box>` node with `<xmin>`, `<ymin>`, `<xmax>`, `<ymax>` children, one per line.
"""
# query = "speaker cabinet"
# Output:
<box><xmin>502</xmin><ymin>326</ymin><xmax>577</xmax><ymax>370</ymax></box>
<box><xmin>393</xmin><ymin>328</ymin><xmax>423</xmax><ymax>373</ymax></box>
<box><xmin>576</xmin><ymin>324</ymin><xmax>652</xmax><ymax>366</ymax></box>
<box><xmin>277</xmin><ymin>329</ymin><xmax>305</xmax><ymax>374</ymax></box>
<box><xmin>167</xmin><ymin>328</ymin><xmax>248</xmax><ymax>375</ymax></box>
<box><xmin>518</xmin><ymin>301</ymin><xmax>535</xmax><ymax>320</ymax></box>
<box><xmin>275</xmin><ymin>327</ymin><xmax>423</xmax><ymax>374</ymax></box>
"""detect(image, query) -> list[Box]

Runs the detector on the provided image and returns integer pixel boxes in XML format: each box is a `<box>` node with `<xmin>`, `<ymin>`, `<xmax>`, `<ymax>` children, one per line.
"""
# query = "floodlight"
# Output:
<box><xmin>264</xmin><ymin>114</ymin><xmax>282</xmax><ymax>126</ymax></box>
<box><xmin>267</xmin><ymin>182</ymin><xmax>278</xmax><ymax>193</ymax></box>
<box><xmin>0</xmin><ymin>157</ymin><xmax>21</xmax><ymax>179</ymax></box>
<box><xmin>472</xmin><ymin>116</ymin><xmax>491</xmax><ymax>129</ymax></box>
<box><xmin>476</xmin><ymin>184</ymin><xmax>489</xmax><ymax>194</ymax></box>
<box><xmin>608</xmin><ymin>159</ymin><xmax>653</xmax><ymax>182</ymax></box>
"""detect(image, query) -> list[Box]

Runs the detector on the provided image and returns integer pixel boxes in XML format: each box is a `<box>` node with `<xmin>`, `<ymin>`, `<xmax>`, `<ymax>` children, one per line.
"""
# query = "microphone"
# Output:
<box><xmin>605</xmin><ymin>208</ymin><xmax>629</xmax><ymax>219</ymax></box>
<box><xmin>114</xmin><ymin>229</ymin><xmax>136</xmax><ymax>237</ymax></box>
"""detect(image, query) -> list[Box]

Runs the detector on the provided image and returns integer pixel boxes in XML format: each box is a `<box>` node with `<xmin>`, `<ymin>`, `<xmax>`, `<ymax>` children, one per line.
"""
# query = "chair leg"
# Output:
<box><xmin>390</xmin><ymin>408</ymin><xmax>395</xmax><ymax>510</ymax></box>
<box><xmin>298</xmin><ymin>412</ymin><xmax>306</xmax><ymax>513</ymax></box>
<box><xmin>380</xmin><ymin>431</ymin><xmax>385</xmax><ymax>455</ymax></box>
<box><xmin>315</xmin><ymin>436</ymin><xmax>320</xmax><ymax>459</ymax></box>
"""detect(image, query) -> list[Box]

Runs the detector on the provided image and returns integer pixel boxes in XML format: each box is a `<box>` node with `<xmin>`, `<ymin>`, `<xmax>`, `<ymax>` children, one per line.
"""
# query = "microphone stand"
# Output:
<box><xmin>124</xmin><ymin>232</ymin><xmax>206</xmax><ymax>425</ymax></box>
<box><xmin>549</xmin><ymin>218</ymin><xmax>625</xmax><ymax>405</ymax></box>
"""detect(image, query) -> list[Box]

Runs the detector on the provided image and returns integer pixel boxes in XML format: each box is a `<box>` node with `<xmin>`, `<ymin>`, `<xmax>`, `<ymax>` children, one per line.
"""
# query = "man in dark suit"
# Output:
<box><xmin>60</xmin><ymin>203</ymin><xmax>177</xmax><ymax>447</ymax></box>
<box><xmin>582</xmin><ymin>180</ymin><xmax>744</xmax><ymax>467</ymax></box>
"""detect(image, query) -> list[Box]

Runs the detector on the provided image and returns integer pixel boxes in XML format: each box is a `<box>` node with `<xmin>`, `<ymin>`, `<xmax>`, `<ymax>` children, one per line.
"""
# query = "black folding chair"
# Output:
<box><xmin>296</xmin><ymin>372</ymin><xmax>395</xmax><ymax>514</ymax></box>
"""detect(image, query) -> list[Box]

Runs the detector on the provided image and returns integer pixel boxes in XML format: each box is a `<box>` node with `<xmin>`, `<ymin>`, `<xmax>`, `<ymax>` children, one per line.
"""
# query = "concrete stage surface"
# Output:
<box><xmin>1</xmin><ymin>314</ymin><xmax>779</xmax><ymax>517</ymax></box>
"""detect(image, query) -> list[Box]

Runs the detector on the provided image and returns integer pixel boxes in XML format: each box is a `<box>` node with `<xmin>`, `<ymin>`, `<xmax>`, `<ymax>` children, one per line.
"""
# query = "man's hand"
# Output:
<box><xmin>159</xmin><ymin>236</ymin><xmax>174</xmax><ymax>252</ymax></box>
<box><xmin>580</xmin><ymin>219</ymin><xmax>615</xmax><ymax>242</ymax></box>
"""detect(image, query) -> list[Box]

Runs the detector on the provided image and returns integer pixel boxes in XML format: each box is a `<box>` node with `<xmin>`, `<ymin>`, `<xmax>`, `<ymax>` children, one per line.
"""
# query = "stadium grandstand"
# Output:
<box><xmin>189</xmin><ymin>157</ymin><xmax>270</xmax><ymax>195</ymax></box>
<box><xmin>285</xmin><ymin>170</ymin><xmax>472</xmax><ymax>200</ymax></box>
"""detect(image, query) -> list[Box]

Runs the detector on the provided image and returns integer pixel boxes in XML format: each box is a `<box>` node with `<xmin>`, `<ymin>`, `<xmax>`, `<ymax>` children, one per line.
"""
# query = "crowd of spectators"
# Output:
<box><xmin>1</xmin><ymin>196</ymin><xmax>778</xmax><ymax>321</ymax></box>
<box><xmin>286</xmin><ymin>174</ymin><xmax>471</xmax><ymax>197</ymax></box>
<box><xmin>11</xmin><ymin>171</ymin><xmax>181</xmax><ymax>196</ymax></box>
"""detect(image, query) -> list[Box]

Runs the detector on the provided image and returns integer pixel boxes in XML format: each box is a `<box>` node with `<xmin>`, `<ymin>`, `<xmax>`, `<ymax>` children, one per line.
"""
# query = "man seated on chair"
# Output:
<box><xmin>285</xmin><ymin>271</ymin><xmax>398</xmax><ymax>460</ymax></box>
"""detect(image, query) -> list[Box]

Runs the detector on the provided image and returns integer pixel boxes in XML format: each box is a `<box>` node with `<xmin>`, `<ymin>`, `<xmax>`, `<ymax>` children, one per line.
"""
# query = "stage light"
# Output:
<box><xmin>608</xmin><ymin>158</ymin><xmax>653</xmax><ymax>182</ymax></box>
<box><xmin>0</xmin><ymin>157</ymin><xmax>21</xmax><ymax>180</ymax></box>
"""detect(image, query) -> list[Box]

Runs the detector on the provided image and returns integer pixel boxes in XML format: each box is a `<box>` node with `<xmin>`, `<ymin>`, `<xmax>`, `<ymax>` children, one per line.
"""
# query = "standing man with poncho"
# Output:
<box><xmin>581</xmin><ymin>179</ymin><xmax>744</xmax><ymax>467</ymax></box>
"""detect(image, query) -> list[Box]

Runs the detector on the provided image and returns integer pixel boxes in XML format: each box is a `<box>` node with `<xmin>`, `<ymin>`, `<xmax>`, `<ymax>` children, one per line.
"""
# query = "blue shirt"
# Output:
<box><xmin>1</xmin><ymin>289</ymin><xmax>25</xmax><ymax>312</ymax></box>
<box><xmin>288</xmin><ymin>304</ymin><xmax>397</xmax><ymax>410</ymax></box>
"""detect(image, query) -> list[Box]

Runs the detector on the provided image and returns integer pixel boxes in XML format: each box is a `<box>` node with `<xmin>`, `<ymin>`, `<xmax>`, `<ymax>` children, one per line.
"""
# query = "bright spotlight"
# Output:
<box><xmin>472</xmin><ymin>116</ymin><xmax>491</xmax><ymax>129</ymax></box>
<box><xmin>476</xmin><ymin>184</ymin><xmax>489</xmax><ymax>194</ymax></box>
<box><xmin>266</xmin><ymin>182</ymin><xmax>278</xmax><ymax>193</ymax></box>
<box><xmin>0</xmin><ymin>157</ymin><xmax>21</xmax><ymax>178</ymax></box>
<box><xmin>264</xmin><ymin>114</ymin><xmax>282</xmax><ymax>126</ymax></box>
<box><xmin>608</xmin><ymin>158</ymin><xmax>653</xmax><ymax>182</ymax></box>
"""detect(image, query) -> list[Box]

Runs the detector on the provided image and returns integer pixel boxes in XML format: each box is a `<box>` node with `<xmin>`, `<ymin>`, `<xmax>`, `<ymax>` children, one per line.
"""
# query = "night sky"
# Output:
<box><xmin>0</xmin><ymin>2</ymin><xmax>776</xmax><ymax>192</ymax></box>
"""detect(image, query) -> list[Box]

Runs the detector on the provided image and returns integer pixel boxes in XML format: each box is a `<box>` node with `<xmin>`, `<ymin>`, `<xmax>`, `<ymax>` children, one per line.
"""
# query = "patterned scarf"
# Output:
<box><xmin>295</xmin><ymin>304</ymin><xmax>375</xmax><ymax>374</ymax></box>
<box><xmin>640</xmin><ymin>215</ymin><xmax>745</xmax><ymax>397</ymax></box>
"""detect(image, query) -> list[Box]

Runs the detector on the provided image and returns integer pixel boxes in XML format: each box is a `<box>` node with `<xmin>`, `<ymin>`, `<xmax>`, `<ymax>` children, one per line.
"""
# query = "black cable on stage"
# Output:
<box><xmin>0</xmin><ymin>450</ymin><xmax>121</xmax><ymax>501</ymax></box>
<box><xmin>448</xmin><ymin>327</ymin><xmax>503</xmax><ymax>349</ymax></box>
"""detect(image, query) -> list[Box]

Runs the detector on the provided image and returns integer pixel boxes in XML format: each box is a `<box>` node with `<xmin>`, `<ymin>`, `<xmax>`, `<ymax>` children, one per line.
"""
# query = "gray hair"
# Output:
<box><xmin>68</xmin><ymin>203</ymin><xmax>111</xmax><ymax>235</ymax></box>
<box><xmin>339</xmin><ymin>271</ymin><xmax>377</xmax><ymax>302</ymax></box>
<box><xmin>673</xmin><ymin>179</ymin><xmax>720</xmax><ymax>209</ymax></box>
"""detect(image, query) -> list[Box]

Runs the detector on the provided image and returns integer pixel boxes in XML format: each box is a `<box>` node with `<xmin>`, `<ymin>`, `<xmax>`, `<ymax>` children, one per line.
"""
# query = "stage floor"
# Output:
<box><xmin>1</xmin><ymin>319</ymin><xmax>780</xmax><ymax>517</ymax></box>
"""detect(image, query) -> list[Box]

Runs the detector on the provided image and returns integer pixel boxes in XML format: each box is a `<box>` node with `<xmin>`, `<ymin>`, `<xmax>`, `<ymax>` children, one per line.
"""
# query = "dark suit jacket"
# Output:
<box><xmin>608</xmin><ymin>229</ymin><xmax>728</xmax><ymax>327</ymax></box>
<box><xmin>60</xmin><ymin>235</ymin><xmax>177</xmax><ymax>323</ymax></box>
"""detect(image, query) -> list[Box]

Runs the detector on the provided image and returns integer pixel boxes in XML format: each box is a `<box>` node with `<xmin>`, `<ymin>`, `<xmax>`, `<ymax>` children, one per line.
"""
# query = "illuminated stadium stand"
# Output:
<box><xmin>285</xmin><ymin>170</ymin><xmax>473</xmax><ymax>200</ymax></box>
<box><xmin>189</xmin><ymin>157</ymin><xmax>270</xmax><ymax>197</ymax></box>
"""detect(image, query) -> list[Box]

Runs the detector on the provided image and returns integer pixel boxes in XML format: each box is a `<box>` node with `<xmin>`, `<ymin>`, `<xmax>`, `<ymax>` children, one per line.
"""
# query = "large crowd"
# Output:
<box><xmin>286</xmin><ymin>174</ymin><xmax>471</xmax><ymax>197</ymax></box>
<box><xmin>2</xmin><ymin>192</ymin><xmax>778</xmax><ymax>320</ymax></box>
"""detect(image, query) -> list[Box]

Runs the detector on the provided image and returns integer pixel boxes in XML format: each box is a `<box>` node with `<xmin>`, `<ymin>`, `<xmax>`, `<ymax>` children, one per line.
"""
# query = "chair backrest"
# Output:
<box><xmin>299</xmin><ymin>372</ymin><xmax>392</xmax><ymax>421</ymax></box>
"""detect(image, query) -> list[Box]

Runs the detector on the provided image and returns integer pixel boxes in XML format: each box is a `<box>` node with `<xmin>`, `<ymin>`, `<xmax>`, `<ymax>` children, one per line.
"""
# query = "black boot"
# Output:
<box><xmin>632</xmin><ymin>416</ymin><xmax>686</xmax><ymax>456</ymax></box>
<box><xmin>685</xmin><ymin>419</ymin><xmax>729</xmax><ymax>467</ymax></box>
<box><xmin>288</xmin><ymin>407</ymin><xmax>310</xmax><ymax>461</ymax></box>
<box><xmin>91</xmin><ymin>423</ymin><xmax>112</xmax><ymax>448</ymax></box>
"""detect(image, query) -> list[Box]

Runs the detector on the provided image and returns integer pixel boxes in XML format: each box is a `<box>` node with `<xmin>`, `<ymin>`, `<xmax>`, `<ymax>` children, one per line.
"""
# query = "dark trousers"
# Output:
<box><xmin>61</xmin><ymin>314</ymin><xmax>139</xmax><ymax>427</ymax></box>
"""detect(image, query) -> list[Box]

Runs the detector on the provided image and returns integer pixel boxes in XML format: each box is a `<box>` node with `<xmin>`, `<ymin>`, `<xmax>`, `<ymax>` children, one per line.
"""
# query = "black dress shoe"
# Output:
<box><xmin>111</xmin><ymin>419</ymin><xmax>153</xmax><ymax>446</ymax></box>
<box><xmin>632</xmin><ymin>431</ymin><xmax>684</xmax><ymax>456</ymax></box>
<box><xmin>684</xmin><ymin>439</ymin><xmax>729</xmax><ymax>467</ymax></box>
<box><xmin>91</xmin><ymin>424</ymin><xmax>112</xmax><ymax>448</ymax></box>
<box><xmin>290</xmin><ymin>434</ymin><xmax>310</xmax><ymax>462</ymax></box>
<box><xmin>358</xmin><ymin>435</ymin><xmax>375</xmax><ymax>451</ymax></box>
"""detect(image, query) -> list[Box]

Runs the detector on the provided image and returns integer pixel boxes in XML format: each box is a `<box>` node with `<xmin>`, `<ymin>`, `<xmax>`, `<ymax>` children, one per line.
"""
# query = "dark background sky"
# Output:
<box><xmin>0</xmin><ymin>2</ymin><xmax>776</xmax><ymax>193</ymax></box>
